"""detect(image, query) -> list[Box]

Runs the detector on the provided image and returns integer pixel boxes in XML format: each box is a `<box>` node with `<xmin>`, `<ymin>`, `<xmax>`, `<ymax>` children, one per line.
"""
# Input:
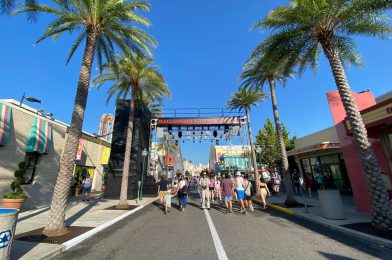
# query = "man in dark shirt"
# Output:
<box><xmin>158</xmin><ymin>176</ymin><xmax>168</xmax><ymax>207</ymax></box>
<box><xmin>221</xmin><ymin>173</ymin><xmax>234</xmax><ymax>213</ymax></box>
<box><xmin>292</xmin><ymin>169</ymin><xmax>301</xmax><ymax>195</ymax></box>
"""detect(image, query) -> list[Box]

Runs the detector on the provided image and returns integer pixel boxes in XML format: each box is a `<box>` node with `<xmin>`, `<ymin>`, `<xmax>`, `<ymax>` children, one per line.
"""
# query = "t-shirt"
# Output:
<box><xmin>244</xmin><ymin>180</ymin><xmax>252</xmax><ymax>196</ymax></box>
<box><xmin>236</xmin><ymin>177</ymin><xmax>245</xmax><ymax>191</ymax></box>
<box><xmin>199</xmin><ymin>178</ymin><xmax>210</xmax><ymax>189</ymax></box>
<box><xmin>221</xmin><ymin>178</ymin><xmax>233</xmax><ymax>196</ymax></box>
<box><xmin>159</xmin><ymin>179</ymin><xmax>168</xmax><ymax>191</ymax></box>
<box><xmin>82</xmin><ymin>179</ymin><xmax>92</xmax><ymax>188</ymax></box>
<box><xmin>292</xmin><ymin>173</ymin><xmax>300</xmax><ymax>183</ymax></box>
<box><xmin>179</xmin><ymin>180</ymin><xmax>187</xmax><ymax>189</ymax></box>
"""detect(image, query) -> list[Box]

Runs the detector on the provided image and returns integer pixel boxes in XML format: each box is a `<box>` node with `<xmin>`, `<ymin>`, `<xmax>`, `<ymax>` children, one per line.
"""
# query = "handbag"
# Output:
<box><xmin>181</xmin><ymin>185</ymin><xmax>188</xmax><ymax>195</ymax></box>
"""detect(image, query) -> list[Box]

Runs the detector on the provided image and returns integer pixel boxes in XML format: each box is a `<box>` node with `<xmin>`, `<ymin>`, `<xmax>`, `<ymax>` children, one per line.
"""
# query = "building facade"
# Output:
<box><xmin>0</xmin><ymin>99</ymin><xmax>110</xmax><ymax>210</ymax></box>
<box><xmin>209</xmin><ymin>145</ymin><xmax>251</xmax><ymax>175</ymax></box>
<box><xmin>287</xmin><ymin>90</ymin><xmax>392</xmax><ymax>213</ymax></box>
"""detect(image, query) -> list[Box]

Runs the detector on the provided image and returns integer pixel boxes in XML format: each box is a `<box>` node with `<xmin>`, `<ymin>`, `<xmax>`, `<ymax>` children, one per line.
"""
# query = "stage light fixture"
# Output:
<box><xmin>168</xmin><ymin>125</ymin><xmax>173</xmax><ymax>135</ymax></box>
<box><xmin>224</xmin><ymin>125</ymin><xmax>229</xmax><ymax>133</ymax></box>
<box><xmin>216</xmin><ymin>140</ymin><xmax>220</xmax><ymax>145</ymax></box>
<box><xmin>183</xmin><ymin>140</ymin><xmax>185</xmax><ymax>143</ymax></box>
<box><xmin>178</xmin><ymin>131</ymin><xmax>183</xmax><ymax>138</ymax></box>
<box><xmin>213</xmin><ymin>130</ymin><xmax>218</xmax><ymax>138</ymax></box>
<box><xmin>199</xmin><ymin>140</ymin><xmax>201</xmax><ymax>143</ymax></box>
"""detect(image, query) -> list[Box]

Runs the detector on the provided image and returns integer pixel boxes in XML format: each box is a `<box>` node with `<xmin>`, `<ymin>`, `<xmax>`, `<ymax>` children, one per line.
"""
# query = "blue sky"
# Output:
<box><xmin>1</xmin><ymin>0</ymin><xmax>392</xmax><ymax>164</ymax></box>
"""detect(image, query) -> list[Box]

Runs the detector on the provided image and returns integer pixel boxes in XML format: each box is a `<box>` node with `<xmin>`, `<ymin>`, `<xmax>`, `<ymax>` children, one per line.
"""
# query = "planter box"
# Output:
<box><xmin>317</xmin><ymin>189</ymin><xmax>345</xmax><ymax>220</ymax></box>
<box><xmin>0</xmin><ymin>208</ymin><xmax>19</xmax><ymax>260</ymax></box>
<box><xmin>2</xmin><ymin>199</ymin><xmax>25</xmax><ymax>210</ymax></box>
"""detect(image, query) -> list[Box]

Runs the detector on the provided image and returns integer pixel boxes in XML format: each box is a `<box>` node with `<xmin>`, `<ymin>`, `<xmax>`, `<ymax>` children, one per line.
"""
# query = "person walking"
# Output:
<box><xmin>199</xmin><ymin>172</ymin><xmax>211</xmax><ymax>209</ymax></box>
<box><xmin>243</xmin><ymin>174</ymin><xmax>254</xmax><ymax>212</ymax></box>
<box><xmin>164</xmin><ymin>186</ymin><xmax>173</xmax><ymax>214</ymax></box>
<box><xmin>235</xmin><ymin>172</ymin><xmax>247</xmax><ymax>214</ymax></box>
<box><xmin>221</xmin><ymin>173</ymin><xmax>234</xmax><ymax>213</ymax></box>
<box><xmin>315</xmin><ymin>171</ymin><xmax>324</xmax><ymax>190</ymax></box>
<box><xmin>177</xmin><ymin>175</ymin><xmax>188</xmax><ymax>212</ymax></box>
<box><xmin>158</xmin><ymin>175</ymin><xmax>168</xmax><ymax>208</ymax></box>
<box><xmin>81</xmin><ymin>174</ymin><xmax>92</xmax><ymax>201</ymax></box>
<box><xmin>215</xmin><ymin>176</ymin><xmax>222</xmax><ymax>201</ymax></box>
<box><xmin>259</xmin><ymin>177</ymin><xmax>270</xmax><ymax>209</ymax></box>
<box><xmin>304</xmin><ymin>174</ymin><xmax>313</xmax><ymax>198</ymax></box>
<box><xmin>292</xmin><ymin>169</ymin><xmax>301</xmax><ymax>195</ymax></box>
<box><xmin>271</xmin><ymin>172</ymin><xmax>281</xmax><ymax>196</ymax></box>
<box><xmin>209</xmin><ymin>174</ymin><xmax>216</xmax><ymax>202</ymax></box>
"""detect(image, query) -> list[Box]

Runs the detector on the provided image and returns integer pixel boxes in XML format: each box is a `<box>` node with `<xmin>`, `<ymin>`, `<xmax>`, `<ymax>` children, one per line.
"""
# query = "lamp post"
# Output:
<box><xmin>140</xmin><ymin>148</ymin><xmax>148</xmax><ymax>201</ymax></box>
<box><xmin>256</xmin><ymin>146</ymin><xmax>262</xmax><ymax>173</ymax></box>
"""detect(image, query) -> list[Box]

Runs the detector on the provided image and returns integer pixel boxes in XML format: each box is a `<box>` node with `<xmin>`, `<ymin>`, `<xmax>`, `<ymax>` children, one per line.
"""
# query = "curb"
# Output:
<box><xmin>44</xmin><ymin>197</ymin><xmax>158</xmax><ymax>259</ymax></box>
<box><xmin>252</xmin><ymin>198</ymin><xmax>392</xmax><ymax>249</ymax></box>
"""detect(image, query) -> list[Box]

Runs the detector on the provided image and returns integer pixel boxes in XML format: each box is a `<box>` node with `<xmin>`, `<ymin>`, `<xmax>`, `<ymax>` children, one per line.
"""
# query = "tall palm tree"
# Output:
<box><xmin>156</xmin><ymin>135</ymin><xmax>177</xmax><ymax>178</ymax></box>
<box><xmin>16</xmin><ymin>0</ymin><xmax>156</xmax><ymax>236</ymax></box>
<box><xmin>94</xmin><ymin>53</ymin><xmax>170</xmax><ymax>208</ymax></box>
<box><xmin>227</xmin><ymin>87</ymin><xmax>268</xmax><ymax>195</ymax></box>
<box><xmin>255</xmin><ymin>0</ymin><xmax>392</xmax><ymax>230</ymax></box>
<box><xmin>241</xmin><ymin>55</ymin><xmax>297</xmax><ymax>204</ymax></box>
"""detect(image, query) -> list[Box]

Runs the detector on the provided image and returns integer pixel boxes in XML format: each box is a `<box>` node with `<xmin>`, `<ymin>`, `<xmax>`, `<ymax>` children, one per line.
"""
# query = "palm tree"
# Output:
<box><xmin>16</xmin><ymin>0</ymin><xmax>156</xmax><ymax>236</ymax></box>
<box><xmin>241</xmin><ymin>55</ymin><xmax>297</xmax><ymax>204</ymax></box>
<box><xmin>255</xmin><ymin>0</ymin><xmax>392</xmax><ymax>230</ymax></box>
<box><xmin>227</xmin><ymin>87</ymin><xmax>268</xmax><ymax>195</ymax></box>
<box><xmin>1</xmin><ymin>0</ymin><xmax>35</xmax><ymax>15</ymax></box>
<box><xmin>94</xmin><ymin>53</ymin><xmax>170</xmax><ymax>208</ymax></box>
<box><xmin>156</xmin><ymin>135</ymin><xmax>177</xmax><ymax>178</ymax></box>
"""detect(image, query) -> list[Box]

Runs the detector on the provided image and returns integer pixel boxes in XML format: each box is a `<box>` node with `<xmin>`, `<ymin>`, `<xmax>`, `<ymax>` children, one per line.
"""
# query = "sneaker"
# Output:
<box><xmin>244</xmin><ymin>211</ymin><xmax>248</xmax><ymax>215</ymax></box>
<box><xmin>208</xmin><ymin>207</ymin><xmax>211</xmax><ymax>210</ymax></box>
<box><xmin>229</xmin><ymin>209</ymin><xmax>233</xmax><ymax>213</ymax></box>
<box><xmin>240</xmin><ymin>209</ymin><xmax>244</xmax><ymax>214</ymax></box>
<box><xmin>250</xmin><ymin>205</ymin><xmax>254</xmax><ymax>212</ymax></box>
<box><xmin>225</xmin><ymin>209</ymin><xmax>229</xmax><ymax>214</ymax></box>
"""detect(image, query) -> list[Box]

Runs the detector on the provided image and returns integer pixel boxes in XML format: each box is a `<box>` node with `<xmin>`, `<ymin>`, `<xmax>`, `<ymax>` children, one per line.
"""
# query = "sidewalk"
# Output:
<box><xmin>254</xmin><ymin>192</ymin><xmax>392</xmax><ymax>248</ymax></box>
<box><xmin>11</xmin><ymin>193</ymin><xmax>157</xmax><ymax>260</ymax></box>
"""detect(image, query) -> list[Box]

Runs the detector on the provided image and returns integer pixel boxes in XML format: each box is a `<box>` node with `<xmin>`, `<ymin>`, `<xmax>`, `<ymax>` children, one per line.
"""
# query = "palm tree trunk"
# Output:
<box><xmin>42</xmin><ymin>31</ymin><xmax>97</xmax><ymax>237</ymax></box>
<box><xmin>117</xmin><ymin>87</ymin><xmax>136</xmax><ymax>208</ymax></box>
<box><xmin>245</xmin><ymin>107</ymin><xmax>261</xmax><ymax>195</ymax></box>
<box><xmin>268</xmin><ymin>77</ymin><xmax>296</xmax><ymax>204</ymax></box>
<box><xmin>322</xmin><ymin>43</ymin><xmax>392</xmax><ymax>231</ymax></box>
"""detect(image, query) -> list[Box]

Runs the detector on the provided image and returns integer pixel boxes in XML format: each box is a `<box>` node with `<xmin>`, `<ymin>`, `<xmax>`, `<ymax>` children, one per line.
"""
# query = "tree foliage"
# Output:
<box><xmin>256</xmin><ymin>119</ymin><xmax>296</xmax><ymax>169</ymax></box>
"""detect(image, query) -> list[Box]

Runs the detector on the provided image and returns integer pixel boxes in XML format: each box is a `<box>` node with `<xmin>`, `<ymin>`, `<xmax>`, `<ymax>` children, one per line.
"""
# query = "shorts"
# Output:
<box><xmin>209</xmin><ymin>187</ymin><xmax>215</xmax><ymax>191</ymax></box>
<box><xmin>236</xmin><ymin>190</ymin><xmax>245</xmax><ymax>200</ymax></box>
<box><xmin>82</xmin><ymin>187</ymin><xmax>91</xmax><ymax>193</ymax></box>
<box><xmin>224</xmin><ymin>195</ymin><xmax>233</xmax><ymax>201</ymax></box>
<box><xmin>159</xmin><ymin>191</ymin><xmax>167</xmax><ymax>202</ymax></box>
<box><xmin>245</xmin><ymin>195</ymin><xmax>252</xmax><ymax>201</ymax></box>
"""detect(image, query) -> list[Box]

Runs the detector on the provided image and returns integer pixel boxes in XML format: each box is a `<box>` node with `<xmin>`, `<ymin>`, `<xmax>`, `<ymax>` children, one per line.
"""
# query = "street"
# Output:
<box><xmin>55</xmin><ymin>187</ymin><xmax>391</xmax><ymax>260</ymax></box>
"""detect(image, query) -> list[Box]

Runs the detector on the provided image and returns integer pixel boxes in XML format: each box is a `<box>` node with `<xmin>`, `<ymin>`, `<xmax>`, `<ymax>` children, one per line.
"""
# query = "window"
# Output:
<box><xmin>23</xmin><ymin>152</ymin><xmax>40</xmax><ymax>184</ymax></box>
<box><xmin>320</xmin><ymin>154</ymin><xmax>339</xmax><ymax>164</ymax></box>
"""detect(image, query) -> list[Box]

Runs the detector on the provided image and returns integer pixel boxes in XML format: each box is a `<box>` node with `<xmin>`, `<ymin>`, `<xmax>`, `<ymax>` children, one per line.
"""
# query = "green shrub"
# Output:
<box><xmin>2</xmin><ymin>190</ymin><xmax>28</xmax><ymax>200</ymax></box>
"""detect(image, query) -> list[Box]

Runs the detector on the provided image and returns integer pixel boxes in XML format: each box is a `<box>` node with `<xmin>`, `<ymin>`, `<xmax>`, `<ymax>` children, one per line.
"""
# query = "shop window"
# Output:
<box><xmin>301</xmin><ymin>159</ymin><xmax>312</xmax><ymax>175</ymax></box>
<box><xmin>23</xmin><ymin>152</ymin><xmax>40</xmax><ymax>184</ymax></box>
<box><xmin>320</xmin><ymin>154</ymin><xmax>340</xmax><ymax>164</ymax></box>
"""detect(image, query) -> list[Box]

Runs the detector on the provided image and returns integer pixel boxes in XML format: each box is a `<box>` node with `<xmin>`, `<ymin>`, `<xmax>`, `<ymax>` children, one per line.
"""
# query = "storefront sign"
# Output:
<box><xmin>157</xmin><ymin>117</ymin><xmax>240</xmax><ymax>126</ymax></box>
<box><xmin>287</xmin><ymin>143</ymin><xmax>341</xmax><ymax>156</ymax></box>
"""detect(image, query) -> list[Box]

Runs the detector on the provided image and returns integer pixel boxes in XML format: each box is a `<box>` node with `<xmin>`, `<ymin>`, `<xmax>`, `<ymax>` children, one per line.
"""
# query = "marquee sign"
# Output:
<box><xmin>287</xmin><ymin>143</ymin><xmax>341</xmax><ymax>156</ymax></box>
<box><xmin>156</xmin><ymin>117</ymin><xmax>241</xmax><ymax>126</ymax></box>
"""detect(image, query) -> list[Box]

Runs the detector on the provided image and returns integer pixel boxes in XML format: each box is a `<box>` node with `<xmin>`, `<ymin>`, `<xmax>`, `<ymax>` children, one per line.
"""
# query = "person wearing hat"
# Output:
<box><xmin>199</xmin><ymin>171</ymin><xmax>211</xmax><ymax>209</ymax></box>
<box><xmin>235</xmin><ymin>172</ymin><xmax>247</xmax><ymax>215</ymax></box>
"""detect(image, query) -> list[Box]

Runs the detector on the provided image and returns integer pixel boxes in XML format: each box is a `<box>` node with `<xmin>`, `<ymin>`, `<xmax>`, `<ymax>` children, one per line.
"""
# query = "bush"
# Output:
<box><xmin>3</xmin><ymin>190</ymin><xmax>28</xmax><ymax>200</ymax></box>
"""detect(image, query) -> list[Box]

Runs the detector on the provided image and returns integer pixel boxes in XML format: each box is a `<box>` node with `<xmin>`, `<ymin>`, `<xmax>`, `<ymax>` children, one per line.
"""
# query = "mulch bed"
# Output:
<box><xmin>342</xmin><ymin>222</ymin><xmax>392</xmax><ymax>240</ymax></box>
<box><xmin>104</xmin><ymin>205</ymin><xmax>139</xmax><ymax>210</ymax></box>
<box><xmin>15</xmin><ymin>226</ymin><xmax>94</xmax><ymax>244</ymax></box>
<box><xmin>271</xmin><ymin>202</ymin><xmax>314</xmax><ymax>208</ymax></box>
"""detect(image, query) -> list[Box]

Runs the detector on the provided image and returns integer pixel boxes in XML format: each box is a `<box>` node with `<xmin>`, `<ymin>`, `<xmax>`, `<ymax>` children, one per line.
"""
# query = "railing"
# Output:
<box><xmin>159</xmin><ymin>108</ymin><xmax>244</xmax><ymax>118</ymax></box>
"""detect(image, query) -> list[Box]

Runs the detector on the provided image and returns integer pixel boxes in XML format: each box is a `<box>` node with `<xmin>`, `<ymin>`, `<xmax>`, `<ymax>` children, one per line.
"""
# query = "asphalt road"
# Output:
<box><xmin>55</xmin><ymin>187</ymin><xmax>392</xmax><ymax>260</ymax></box>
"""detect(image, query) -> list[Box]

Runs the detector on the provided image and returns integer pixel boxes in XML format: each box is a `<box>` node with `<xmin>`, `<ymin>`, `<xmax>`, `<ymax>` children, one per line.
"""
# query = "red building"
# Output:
<box><xmin>288</xmin><ymin>90</ymin><xmax>392</xmax><ymax>213</ymax></box>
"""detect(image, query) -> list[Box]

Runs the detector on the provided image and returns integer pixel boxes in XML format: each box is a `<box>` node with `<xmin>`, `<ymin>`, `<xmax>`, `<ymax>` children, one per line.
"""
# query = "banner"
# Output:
<box><xmin>76</xmin><ymin>139</ymin><xmax>84</xmax><ymax>160</ymax></box>
<box><xmin>100</xmin><ymin>147</ymin><xmax>111</xmax><ymax>165</ymax></box>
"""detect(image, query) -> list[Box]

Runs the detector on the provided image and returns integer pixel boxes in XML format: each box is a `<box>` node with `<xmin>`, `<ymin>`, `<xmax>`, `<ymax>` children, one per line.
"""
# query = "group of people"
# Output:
<box><xmin>157</xmin><ymin>170</ymin><xmax>276</xmax><ymax>215</ymax></box>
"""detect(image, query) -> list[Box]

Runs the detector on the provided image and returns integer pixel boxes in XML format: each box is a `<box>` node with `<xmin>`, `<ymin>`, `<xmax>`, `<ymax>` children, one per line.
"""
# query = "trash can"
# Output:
<box><xmin>317</xmin><ymin>189</ymin><xmax>345</xmax><ymax>220</ymax></box>
<box><xmin>0</xmin><ymin>208</ymin><xmax>19</xmax><ymax>260</ymax></box>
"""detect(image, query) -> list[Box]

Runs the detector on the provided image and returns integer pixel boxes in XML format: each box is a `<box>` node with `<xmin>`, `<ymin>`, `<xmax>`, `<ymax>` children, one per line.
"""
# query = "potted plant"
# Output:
<box><xmin>75</xmin><ymin>182</ymin><xmax>82</xmax><ymax>196</ymax></box>
<box><xmin>2</xmin><ymin>162</ymin><xmax>28</xmax><ymax>209</ymax></box>
<box><xmin>101</xmin><ymin>171</ymin><xmax>108</xmax><ymax>192</ymax></box>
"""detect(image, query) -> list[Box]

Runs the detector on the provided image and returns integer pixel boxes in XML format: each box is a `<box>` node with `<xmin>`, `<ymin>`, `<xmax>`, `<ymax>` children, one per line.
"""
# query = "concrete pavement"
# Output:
<box><xmin>11</xmin><ymin>193</ymin><xmax>157</xmax><ymax>260</ymax></box>
<box><xmin>54</xmin><ymin>187</ymin><xmax>391</xmax><ymax>260</ymax></box>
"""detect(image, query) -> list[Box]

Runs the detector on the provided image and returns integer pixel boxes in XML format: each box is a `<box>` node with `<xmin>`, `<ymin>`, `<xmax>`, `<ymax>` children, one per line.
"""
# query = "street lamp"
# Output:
<box><xmin>256</xmin><ymin>146</ymin><xmax>262</xmax><ymax>171</ymax></box>
<box><xmin>19</xmin><ymin>93</ymin><xmax>41</xmax><ymax>107</ymax></box>
<box><xmin>140</xmin><ymin>148</ymin><xmax>148</xmax><ymax>201</ymax></box>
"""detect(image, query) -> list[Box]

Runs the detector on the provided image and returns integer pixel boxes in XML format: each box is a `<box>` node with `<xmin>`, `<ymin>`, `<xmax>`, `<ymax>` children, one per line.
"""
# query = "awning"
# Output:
<box><xmin>26</xmin><ymin>117</ymin><xmax>52</xmax><ymax>154</ymax></box>
<box><xmin>0</xmin><ymin>103</ymin><xmax>12</xmax><ymax>147</ymax></box>
<box><xmin>287</xmin><ymin>142</ymin><xmax>341</xmax><ymax>156</ymax></box>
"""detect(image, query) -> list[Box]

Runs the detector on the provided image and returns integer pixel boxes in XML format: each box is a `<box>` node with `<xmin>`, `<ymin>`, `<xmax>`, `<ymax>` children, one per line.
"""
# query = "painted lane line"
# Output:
<box><xmin>204</xmin><ymin>209</ymin><xmax>228</xmax><ymax>260</ymax></box>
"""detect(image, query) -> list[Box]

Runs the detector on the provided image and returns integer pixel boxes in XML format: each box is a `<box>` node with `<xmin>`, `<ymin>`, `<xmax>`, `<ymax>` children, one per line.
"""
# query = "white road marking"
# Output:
<box><xmin>204</xmin><ymin>209</ymin><xmax>229</xmax><ymax>260</ymax></box>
